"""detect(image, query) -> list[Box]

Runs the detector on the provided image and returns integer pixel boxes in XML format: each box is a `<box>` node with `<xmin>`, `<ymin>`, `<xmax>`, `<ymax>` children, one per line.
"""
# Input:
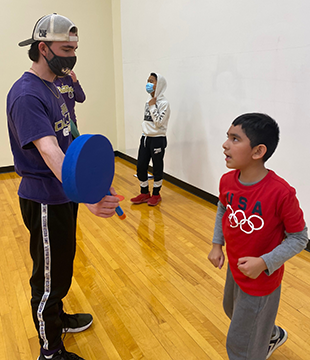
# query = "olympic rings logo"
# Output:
<box><xmin>226</xmin><ymin>204</ymin><xmax>264</xmax><ymax>234</ymax></box>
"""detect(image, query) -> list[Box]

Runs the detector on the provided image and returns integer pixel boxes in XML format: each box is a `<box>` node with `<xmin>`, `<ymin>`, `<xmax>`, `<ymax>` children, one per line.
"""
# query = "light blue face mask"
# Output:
<box><xmin>146</xmin><ymin>82</ymin><xmax>154</xmax><ymax>94</ymax></box>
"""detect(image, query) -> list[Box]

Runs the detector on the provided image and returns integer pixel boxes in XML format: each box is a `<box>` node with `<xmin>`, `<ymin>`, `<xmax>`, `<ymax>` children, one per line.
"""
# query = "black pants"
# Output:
<box><xmin>137</xmin><ymin>136</ymin><xmax>167</xmax><ymax>195</ymax></box>
<box><xmin>19</xmin><ymin>198</ymin><xmax>78</xmax><ymax>353</ymax></box>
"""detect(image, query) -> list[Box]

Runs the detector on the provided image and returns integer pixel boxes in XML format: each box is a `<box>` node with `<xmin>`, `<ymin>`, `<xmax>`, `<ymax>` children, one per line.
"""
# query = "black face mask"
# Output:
<box><xmin>44</xmin><ymin>44</ymin><xmax>77</xmax><ymax>77</ymax></box>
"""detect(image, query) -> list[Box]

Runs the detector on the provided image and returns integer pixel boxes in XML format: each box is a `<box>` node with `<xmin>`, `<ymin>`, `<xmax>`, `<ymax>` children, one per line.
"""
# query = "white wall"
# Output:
<box><xmin>121</xmin><ymin>0</ymin><xmax>310</xmax><ymax>226</ymax></box>
<box><xmin>0</xmin><ymin>0</ymin><xmax>124</xmax><ymax>166</ymax></box>
<box><xmin>2</xmin><ymin>1</ymin><xmax>310</xmax><ymax>227</ymax></box>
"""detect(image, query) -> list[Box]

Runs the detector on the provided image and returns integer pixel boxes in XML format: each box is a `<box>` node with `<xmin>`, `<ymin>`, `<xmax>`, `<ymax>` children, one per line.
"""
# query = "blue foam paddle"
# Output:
<box><xmin>62</xmin><ymin>134</ymin><xmax>125</xmax><ymax>219</ymax></box>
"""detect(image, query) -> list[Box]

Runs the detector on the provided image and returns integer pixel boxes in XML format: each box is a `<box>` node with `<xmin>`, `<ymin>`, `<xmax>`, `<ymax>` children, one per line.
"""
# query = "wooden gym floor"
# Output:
<box><xmin>0</xmin><ymin>157</ymin><xmax>310</xmax><ymax>360</ymax></box>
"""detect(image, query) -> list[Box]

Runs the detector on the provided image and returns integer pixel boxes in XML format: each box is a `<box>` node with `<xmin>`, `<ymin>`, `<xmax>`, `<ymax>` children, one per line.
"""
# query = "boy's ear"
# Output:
<box><xmin>252</xmin><ymin>144</ymin><xmax>267</xmax><ymax>160</ymax></box>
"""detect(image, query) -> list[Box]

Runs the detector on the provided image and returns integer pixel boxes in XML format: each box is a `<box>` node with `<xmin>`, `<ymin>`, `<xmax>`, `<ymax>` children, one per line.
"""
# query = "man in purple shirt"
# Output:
<box><xmin>7</xmin><ymin>14</ymin><xmax>119</xmax><ymax>360</ymax></box>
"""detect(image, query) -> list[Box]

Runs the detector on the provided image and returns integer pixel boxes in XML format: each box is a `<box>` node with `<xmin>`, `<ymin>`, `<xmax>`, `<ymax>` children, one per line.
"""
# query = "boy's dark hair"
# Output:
<box><xmin>150</xmin><ymin>72</ymin><xmax>157</xmax><ymax>80</ymax></box>
<box><xmin>28</xmin><ymin>41</ymin><xmax>53</xmax><ymax>62</ymax></box>
<box><xmin>232</xmin><ymin>113</ymin><xmax>279</xmax><ymax>162</ymax></box>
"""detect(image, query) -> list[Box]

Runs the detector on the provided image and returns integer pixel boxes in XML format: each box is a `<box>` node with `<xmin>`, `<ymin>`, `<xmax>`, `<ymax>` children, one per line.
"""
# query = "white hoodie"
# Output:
<box><xmin>142</xmin><ymin>73</ymin><xmax>170</xmax><ymax>137</ymax></box>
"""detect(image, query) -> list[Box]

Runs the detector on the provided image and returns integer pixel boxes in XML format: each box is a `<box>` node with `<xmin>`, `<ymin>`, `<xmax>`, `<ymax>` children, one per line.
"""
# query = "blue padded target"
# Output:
<box><xmin>62</xmin><ymin>134</ymin><xmax>115</xmax><ymax>204</ymax></box>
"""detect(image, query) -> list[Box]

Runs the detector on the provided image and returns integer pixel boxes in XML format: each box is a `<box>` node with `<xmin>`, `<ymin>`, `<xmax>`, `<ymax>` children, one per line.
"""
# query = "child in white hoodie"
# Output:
<box><xmin>131</xmin><ymin>72</ymin><xmax>171</xmax><ymax>206</ymax></box>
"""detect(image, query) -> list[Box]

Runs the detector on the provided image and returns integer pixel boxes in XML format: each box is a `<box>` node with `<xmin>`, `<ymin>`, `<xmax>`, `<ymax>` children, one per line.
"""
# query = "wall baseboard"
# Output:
<box><xmin>2</xmin><ymin>154</ymin><xmax>219</xmax><ymax>205</ymax></box>
<box><xmin>3</xmin><ymin>155</ymin><xmax>310</xmax><ymax>253</ymax></box>
<box><xmin>0</xmin><ymin>165</ymin><xmax>14</xmax><ymax>174</ymax></box>
<box><xmin>115</xmin><ymin>151</ymin><xmax>310</xmax><ymax>253</ymax></box>
<box><xmin>115</xmin><ymin>150</ymin><xmax>218</xmax><ymax>206</ymax></box>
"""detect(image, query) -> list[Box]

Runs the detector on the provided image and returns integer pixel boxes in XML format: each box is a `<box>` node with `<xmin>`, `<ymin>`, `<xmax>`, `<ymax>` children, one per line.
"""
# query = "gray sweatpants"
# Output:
<box><xmin>223</xmin><ymin>265</ymin><xmax>281</xmax><ymax>360</ymax></box>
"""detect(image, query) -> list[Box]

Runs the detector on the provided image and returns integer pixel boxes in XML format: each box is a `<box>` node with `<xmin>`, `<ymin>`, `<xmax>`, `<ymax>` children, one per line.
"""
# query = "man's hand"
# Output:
<box><xmin>148</xmin><ymin>97</ymin><xmax>157</xmax><ymax>106</ymax></box>
<box><xmin>85</xmin><ymin>187</ymin><xmax>119</xmax><ymax>218</ymax></box>
<box><xmin>208</xmin><ymin>244</ymin><xmax>225</xmax><ymax>269</ymax></box>
<box><xmin>237</xmin><ymin>257</ymin><xmax>267</xmax><ymax>279</ymax></box>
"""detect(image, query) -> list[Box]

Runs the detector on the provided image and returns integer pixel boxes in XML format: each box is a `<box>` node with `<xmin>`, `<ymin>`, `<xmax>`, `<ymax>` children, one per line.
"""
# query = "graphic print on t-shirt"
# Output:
<box><xmin>56</xmin><ymin>84</ymin><xmax>74</xmax><ymax>99</ymax></box>
<box><xmin>226</xmin><ymin>192</ymin><xmax>264</xmax><ymax>235</ymax></box>
<box><xmin>54</xmin><ymin>102</ymin><xmax>71</xmax><ymax>137</ymax></box>
<box><xmin>144</xmin><ymin>106</ymin><xmax>153</xmax><ymax>122</ymax></box>
<box><xmin>226</xmin><ymin>204</ymin><xmax>264</xmax><ymax>234</ymax></box>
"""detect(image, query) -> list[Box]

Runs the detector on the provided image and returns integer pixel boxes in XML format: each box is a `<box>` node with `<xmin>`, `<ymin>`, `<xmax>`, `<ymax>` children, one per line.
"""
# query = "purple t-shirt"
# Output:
<box><xmin>54</xmin><ymin>76</ymin><xmax>86</xmax><ymax>125</ymax></box>
<box><xmin>7</xmin><ymin>72</ymin><xmax>72</xmax><ymax>204</ymax></box>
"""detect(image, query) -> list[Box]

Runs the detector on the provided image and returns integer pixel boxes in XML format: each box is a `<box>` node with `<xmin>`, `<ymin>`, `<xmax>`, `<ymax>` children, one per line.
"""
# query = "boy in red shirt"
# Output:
<box><xmin>208</xmin><ymin>113</ymin><xmax>308</xmax><ymax>359</ymax></box>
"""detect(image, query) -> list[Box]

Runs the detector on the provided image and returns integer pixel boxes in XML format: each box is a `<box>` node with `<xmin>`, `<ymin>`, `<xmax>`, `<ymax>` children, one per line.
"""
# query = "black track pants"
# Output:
<box><xmin>136</xmin><ymin>136</ymin><xmax>167</xmax><ymax>195</ymax></box>
<box><xmin>19</xmin><ymin>198</ymin><xmax>78</xmax><ymax>353</ymax></box>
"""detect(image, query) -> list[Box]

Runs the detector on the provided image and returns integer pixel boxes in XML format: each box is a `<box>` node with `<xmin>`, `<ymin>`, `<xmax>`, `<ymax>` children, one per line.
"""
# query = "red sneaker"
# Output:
<box><xmin>147</xmin><ymin>195</ymin><xmax>162</xmax><ymax>206</ymax></box>
<box><xmin>130</xmin><ymin>193</ymin><xmax>150</xmax><ymax>204</ymax></box>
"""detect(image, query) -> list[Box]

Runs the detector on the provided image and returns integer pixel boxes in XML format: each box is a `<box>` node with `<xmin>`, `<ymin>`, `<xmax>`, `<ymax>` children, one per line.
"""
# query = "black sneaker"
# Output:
<box><xmin>266</xmin><ymin>326</ymin><xmax>288</xmax><ymax>359</ymax></box>
<box><xmin>61</xmin><ymin>313</ymin><xmax>93</xmax><ymax>333</ymax></box>
<box><xmin>37</xmin><ymin>348</ymin><xmax>85</xmax><ymax>359</ymax></box>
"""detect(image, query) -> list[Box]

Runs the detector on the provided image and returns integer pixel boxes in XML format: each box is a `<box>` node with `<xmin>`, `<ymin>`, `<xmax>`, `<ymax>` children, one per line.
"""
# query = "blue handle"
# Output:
<box><xmin>107</xmin><ymin>191</ymin><xmax>125</xmax><ymax>219</ymax></box>
<box><xmin>115</xmin><ymin>206</ymin><xmax>124</xmax><ymax>217</ymax></box>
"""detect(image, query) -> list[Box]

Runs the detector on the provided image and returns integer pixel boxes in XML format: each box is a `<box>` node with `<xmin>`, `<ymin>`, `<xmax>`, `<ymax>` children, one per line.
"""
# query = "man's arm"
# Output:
<box><xmin>33</xmin><ymin>135</ymin><xmax>64</xmax><ymax>182</ymax></box>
